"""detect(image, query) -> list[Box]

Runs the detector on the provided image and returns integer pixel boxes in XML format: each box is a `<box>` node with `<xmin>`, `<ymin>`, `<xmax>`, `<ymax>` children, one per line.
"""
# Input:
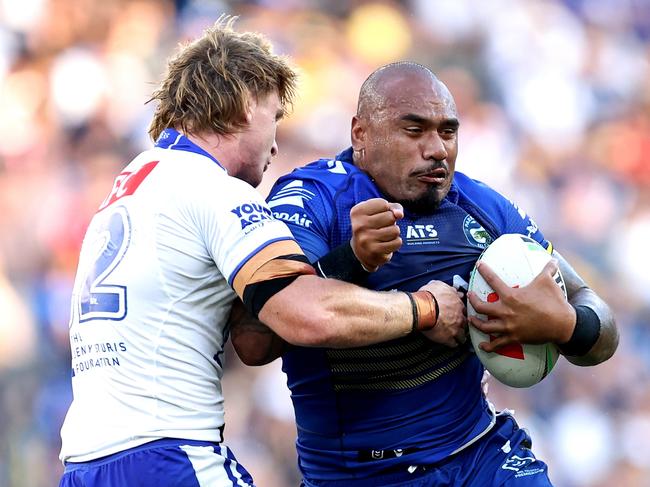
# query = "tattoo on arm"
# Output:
<box><xmin>555</xmin><ymin>251</ymin><xmax>619</xmax><ymax>366</ymax></box>
<box><xmin>229</xmin><ymin>299</ymin><xmax>287</xmax><ymax>366</ymax></box>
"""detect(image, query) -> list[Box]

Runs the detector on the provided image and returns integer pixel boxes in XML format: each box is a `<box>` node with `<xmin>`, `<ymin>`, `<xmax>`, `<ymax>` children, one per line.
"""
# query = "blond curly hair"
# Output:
<box><xmin>148</xmin><ymin>15</ymin><xmax>298</xmax><ymax>141</ymax></box>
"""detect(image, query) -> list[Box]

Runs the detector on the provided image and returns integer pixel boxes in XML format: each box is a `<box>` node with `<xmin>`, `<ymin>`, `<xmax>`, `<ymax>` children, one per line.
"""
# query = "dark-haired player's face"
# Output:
<box><xmin>352</xmin><ymin>76</ymin><xmax>459</xmax><ymax>213</ymax></box>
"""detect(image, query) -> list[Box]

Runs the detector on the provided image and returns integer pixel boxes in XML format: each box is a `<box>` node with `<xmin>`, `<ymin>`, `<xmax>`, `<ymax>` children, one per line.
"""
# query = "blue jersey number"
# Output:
<box><xmin>79</xmin><ymin>207</ymin><xmax>131</xmax><ymax>322</ymax></box>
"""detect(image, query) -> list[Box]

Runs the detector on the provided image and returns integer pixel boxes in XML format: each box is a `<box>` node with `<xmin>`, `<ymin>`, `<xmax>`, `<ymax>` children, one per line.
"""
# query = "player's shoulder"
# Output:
<box><xmin>272</xmin><ymin>148</ymin><xmax>359</xmax><ymax>195</ymax></box>
<box><xmin>143</xmin><ymin>148</ymin><xmax>266</xmax><ymax>219</ymax></box>
<box><xmin>152</xmin><ymin>147</ymin><xmax>241</xmax><ymax>189</ymax></box>
<box><xmin>454</xmin><ymin>171</ymin><xmax>511</xmax><ymax>210</ymax></box>
<box><xmin>150</xmin><ymin>146</ymin><xmax>227</xmax><ymax>175</ymax></box>
<box><xmin>454</xmin><ymin>171</ymin><xmax>500</xmax><ymax>197</ymax></box>
<box><xmin>453</xmin><ymin>171</ymin><xmax>545</xmax><ymax>242</ymax></box>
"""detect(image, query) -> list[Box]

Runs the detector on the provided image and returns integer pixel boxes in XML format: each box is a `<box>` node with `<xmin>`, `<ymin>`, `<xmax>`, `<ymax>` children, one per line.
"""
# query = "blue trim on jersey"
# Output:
<box><xmin>227</xmin><ymin>236</ymin><xmax>296</xmax><ymax>287</ymax></box>
<box><xmin>155</xmin><ymin>128</ymin><xmax>226</xmax><ymax>171</ymax></box>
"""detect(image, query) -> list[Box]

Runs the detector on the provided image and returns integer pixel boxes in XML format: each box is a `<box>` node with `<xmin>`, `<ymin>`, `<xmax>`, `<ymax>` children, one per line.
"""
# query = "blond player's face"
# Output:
<box><xmin>235</xmin><ymin>91</ymin><xmax>283</xmax><ymax>188</ymax></box>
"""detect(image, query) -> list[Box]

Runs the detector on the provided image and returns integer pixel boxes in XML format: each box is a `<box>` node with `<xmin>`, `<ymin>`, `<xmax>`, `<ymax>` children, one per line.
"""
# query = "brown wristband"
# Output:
<box><xmin>406</xmin><ymin>291</ymin><xmax>439</xmax><ymax>332</ymax></box>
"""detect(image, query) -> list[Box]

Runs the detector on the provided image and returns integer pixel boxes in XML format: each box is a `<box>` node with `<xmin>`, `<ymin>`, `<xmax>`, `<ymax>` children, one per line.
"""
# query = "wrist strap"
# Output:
<box><xmin>406</xmin><ymin>291</ymin><xmax>439</xmax><ymax>332</ymax></box>
<box><xmin>558</xmin><ymin>305</ymin><xmax>601</xmax><ymax>356</ymax></box>
<box><xmin>315</xmin><ymin>241</ymin><xmax>370</xmax><ymax>284</ymax></box>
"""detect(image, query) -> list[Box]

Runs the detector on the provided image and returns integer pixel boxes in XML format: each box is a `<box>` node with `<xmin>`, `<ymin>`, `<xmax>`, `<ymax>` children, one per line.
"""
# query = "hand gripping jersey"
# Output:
<box><xmin>60</xmin><ymin>129</ymin><xmax>300</xmax><ymax>463</ymax></box>
<box><xmin>267</xmin><ymin>148</ymin><xmax>550</xmax><ymax>481</ymax></box>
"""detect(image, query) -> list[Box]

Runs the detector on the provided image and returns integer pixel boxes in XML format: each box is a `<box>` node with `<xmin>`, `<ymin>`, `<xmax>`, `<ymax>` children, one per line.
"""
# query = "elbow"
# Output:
<box><xmin>596</xmin><ymin>316</ymin><xmax>620</xmax><ymax>364</ymax></box>
<box><xmin>232</xmin><ymin>343</ymin><xmax>271</xmax><ymax>366</ymax></box>
<box><xmin>230</xmin><ymin>329</ymin><xmax>286</xmax><ymax>366</ymax></box>
<box><xmin>601</xmin><ymin>323</ymin><xmax>620</xmax><ymax>363</ymax></box>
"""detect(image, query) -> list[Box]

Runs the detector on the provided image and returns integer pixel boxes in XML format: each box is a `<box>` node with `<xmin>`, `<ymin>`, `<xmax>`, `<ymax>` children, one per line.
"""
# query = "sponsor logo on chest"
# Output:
<box><xmin>403</xmin><ymin>215</ymin><xmax>492</xmax><ymax>248</ymax></box>
<box><xmin>404</xmin><ymin>224</ymin><xmax>439</xmax><ymax>245</ymax></box>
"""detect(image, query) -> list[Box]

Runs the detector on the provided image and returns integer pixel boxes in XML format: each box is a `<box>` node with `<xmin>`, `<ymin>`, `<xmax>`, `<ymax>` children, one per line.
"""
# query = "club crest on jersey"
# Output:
<box><xmin>231</xmin><ymin>202</ymin><xmax>274</xmax><ymax>231</ymax></box>
<box><xmin>463</xmin><ymin>215</ymin><xmax>491</xmax><ymax>249</ymax></box>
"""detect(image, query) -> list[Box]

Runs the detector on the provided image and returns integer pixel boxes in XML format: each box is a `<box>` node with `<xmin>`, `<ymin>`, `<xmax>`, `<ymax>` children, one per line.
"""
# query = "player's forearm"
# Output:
<box><xmin>556</xmin><ymin>251</ymin><xmax>619</xmax><ymax>366</ymax></box>
<box><xmin>564</xmin><ymin>286</ymin><xmax>618</xmax><ymax>366</ymax></box>
<box><xmin>259</xmin><ymin>275</ymin><xmax>413</xmax><ymax>348</ymax></box>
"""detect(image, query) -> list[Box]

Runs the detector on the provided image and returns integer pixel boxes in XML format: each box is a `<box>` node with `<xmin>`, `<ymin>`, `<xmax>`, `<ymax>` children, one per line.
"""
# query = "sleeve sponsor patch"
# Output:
<box><xmin>272</xmin><ymin>210</ymin><xmax>313</xmax><ymax>228</ymax></box>
<box><xmin>231</xmin><ymin>201</ymin><xmax>275</xmax><ymax>231</ymax></box>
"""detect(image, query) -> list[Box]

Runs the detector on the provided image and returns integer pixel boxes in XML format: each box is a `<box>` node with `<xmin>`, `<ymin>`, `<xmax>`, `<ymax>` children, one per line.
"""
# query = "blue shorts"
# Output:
<box><xmin>301</xmin><ymin>413</ymin><xmax>553</xmax><ymax>487</ymax></box>
<box><xmin>59</xmin><ymin>438</ymin><xmax>255</xmax><ymax>487</ymax></box>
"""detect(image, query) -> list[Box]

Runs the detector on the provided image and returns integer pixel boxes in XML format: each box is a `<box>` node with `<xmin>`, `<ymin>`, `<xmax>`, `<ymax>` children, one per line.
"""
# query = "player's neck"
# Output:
<box><xmin>184</xmin><ymin>130</ymin><xmax>241</xmax><ymax>174</ymax></box>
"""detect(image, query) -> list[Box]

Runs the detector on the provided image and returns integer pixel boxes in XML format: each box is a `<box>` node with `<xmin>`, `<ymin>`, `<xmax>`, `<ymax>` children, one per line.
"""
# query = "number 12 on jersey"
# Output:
<box><xmin>75</xmin><ymin>206</ymin><xmax>132</xmax><ymax>323</ymax></box>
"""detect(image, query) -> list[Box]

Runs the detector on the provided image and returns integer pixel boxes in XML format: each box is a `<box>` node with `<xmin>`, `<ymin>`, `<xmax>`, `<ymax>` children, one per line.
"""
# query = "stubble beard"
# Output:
<box><xmin>395</xmin><ymin>188</ymin><xmax>443</xmax><ymax>214</ymax></box>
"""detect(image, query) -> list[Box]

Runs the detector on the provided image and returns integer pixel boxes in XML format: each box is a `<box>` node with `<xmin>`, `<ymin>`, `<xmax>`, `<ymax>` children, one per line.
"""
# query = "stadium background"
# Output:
<box><xmin>0</xmin><ymin>0</ymin><xmax>649</xmax><ymax>485</ymax></box>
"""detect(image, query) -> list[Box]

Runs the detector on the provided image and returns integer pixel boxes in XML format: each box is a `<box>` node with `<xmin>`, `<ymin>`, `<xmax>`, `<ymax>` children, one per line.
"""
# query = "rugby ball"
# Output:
<box><xmin>467</xmin><ymin>234</ymin><xmax>566</xmax><ymax>388</ymax></box>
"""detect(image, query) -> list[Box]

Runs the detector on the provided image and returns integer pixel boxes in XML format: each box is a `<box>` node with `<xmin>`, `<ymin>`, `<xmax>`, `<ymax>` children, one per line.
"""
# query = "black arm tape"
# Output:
<box><xmin>314</xmin><ymin>241</ymin><xmax>369</xmax><ymax>284</ymax></box>
<box><xmin>405</xmin><ymin>292</ymin><xmax>419</xmax><ymax>332</ymax></box>
<box><xmin>241</xmin><ymin>253</ymin><xmax>312</xmax><ymax>319</ymax></box>
<box><xmin>242</xmin><ymin>275</ymin><xmax>301</xmax><ymax>319</ymax></box>
<box><xmin>559</xmin><ymin>305</ymin><xmax>601</xmax><ymax>356</ymax></box>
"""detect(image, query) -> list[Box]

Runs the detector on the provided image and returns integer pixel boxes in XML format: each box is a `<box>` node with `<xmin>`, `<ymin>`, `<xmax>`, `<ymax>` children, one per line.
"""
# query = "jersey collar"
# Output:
<box><xmin>336</xmin><ymin>147</ymin><xmax>354</xmax><ymax>164</ymax></box>
<box><xmin>155</xmin><ymin>128</ymin><xmax>226</xmax><ymax>171</ymax></box>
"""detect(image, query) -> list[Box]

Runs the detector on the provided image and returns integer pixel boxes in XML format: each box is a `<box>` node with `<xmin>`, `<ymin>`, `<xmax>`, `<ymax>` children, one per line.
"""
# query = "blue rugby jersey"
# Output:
<box><xmin>267</xmin><ymin>148</ymin><xmax>550</xmax><ymax>481</ymax></box>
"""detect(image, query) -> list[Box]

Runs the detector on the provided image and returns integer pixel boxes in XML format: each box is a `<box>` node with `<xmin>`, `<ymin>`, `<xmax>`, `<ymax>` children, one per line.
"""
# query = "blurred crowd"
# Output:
<box><xmin>0</xmin><ymin>0</ymin><xmax>649</xmax><ymax>486</ymax></box>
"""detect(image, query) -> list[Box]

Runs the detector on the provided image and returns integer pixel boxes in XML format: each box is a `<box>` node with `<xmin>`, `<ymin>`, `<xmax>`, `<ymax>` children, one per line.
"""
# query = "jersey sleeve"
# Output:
<box><xmin>192</xmin><ymin>172</ymin><xmax>306</xmax><ymax>298</ymax></box>
<box><xmin>498</xmin><ymin>195</ymin><xmax>551</xmax><ymax>251</ymax></box>
<box><xmin>266</xmin><ymin>177</ymin><xmax>333</xmax><ymax>262</ymax></box>
<box><xmin>458</xmin><ymin>173</ymin><xmax>552</xmax><ymax>252</ymax></box>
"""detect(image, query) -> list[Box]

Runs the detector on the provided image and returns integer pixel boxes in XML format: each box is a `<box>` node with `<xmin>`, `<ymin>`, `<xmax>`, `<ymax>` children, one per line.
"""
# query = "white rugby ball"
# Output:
<box><xmin>467</xmin><ymin>233</ymin><xmax>567</xmax><ymax>388</ymax></box>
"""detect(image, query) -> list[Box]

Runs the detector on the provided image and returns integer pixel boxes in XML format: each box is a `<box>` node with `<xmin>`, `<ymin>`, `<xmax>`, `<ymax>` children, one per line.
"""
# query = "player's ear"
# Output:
<box><xmin>351</xmin><ymin>115</ymin><xmax>365</xmax><ymax>150</ymax></box>
<box><xmin>243</xmin><ymin>93</ymin><xmax>256</xmax><ymax>124</ymax></box>
<box><xmin>244</xmin><ymin>106</ymin><xmax>254</xmax><ymax>124</ymax></box>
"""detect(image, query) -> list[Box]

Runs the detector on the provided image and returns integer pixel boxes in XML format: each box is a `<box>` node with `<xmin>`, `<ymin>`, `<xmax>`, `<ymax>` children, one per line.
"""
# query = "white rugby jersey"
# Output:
<box><xmin>60</xmin><ymin>129</ymin><xmax>300</xmax><ymax>462</ymax></box>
